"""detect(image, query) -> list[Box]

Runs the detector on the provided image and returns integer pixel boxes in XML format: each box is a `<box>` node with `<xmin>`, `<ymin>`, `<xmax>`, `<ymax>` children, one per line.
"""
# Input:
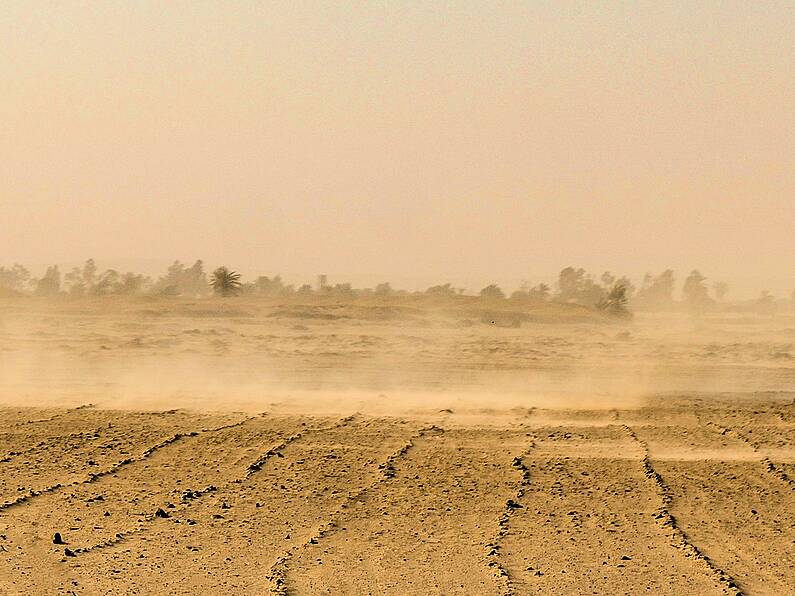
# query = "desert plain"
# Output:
<box><xmin>0</xmin><ymin>296</ymin><xmax>793</xmax><ymax>595</ymax></box>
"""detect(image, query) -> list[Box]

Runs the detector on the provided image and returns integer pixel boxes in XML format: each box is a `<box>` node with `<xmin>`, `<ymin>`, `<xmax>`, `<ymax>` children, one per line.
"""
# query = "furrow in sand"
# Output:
<box><xmin>267</xmin><ymin>425</ymin><xmax>444</xmax><ymax>595</ymax></box>
<box><xmin>245</xmin><ymin>414</ymin><xmax>358</xmax><ymax>478</ymax></box>
<box><xmin>486</xmin><ymin>442</ymin><xmax>534</xmax><ymax>596</ymax></box>
<box><xmin>621</xmin><ymin>424</ymin><xmax>743</xmax><ymax>595</ymax></box>
<box><xmin>71</xmin><ymin>414</ymin><xmax>357</xmax><ymax>557</ymax></box>
<box><xmin>283</xmin><ymin>427</ymin><xmax>520</xmax><ymax>595</ymax></box>
<box><xmin>0</xmin><ymin>409</ymin><xmax>244</xmax><ymax>505</ymax></box>
<box><xmin>60</xmin><ymin>417</ymin><xmax>416</xmax><ymax>595</ymax></box>
<box><xmin>0</xmin><ymin>413</ymin><xmax>258</xmax><ymax>594</ymax></box>
<box><xmin>0</xmin><ymin>416</ymin><xmax>250</xmax><ymax>512</ymax></box>
<box><xmin>762</xmin><ymin>458</ymin><xmax>795</xmax><ymax>487</ymax></box>
<box><xmin>499</xmin><ymin>424</ymin><xmax>726</xmax><ymax>595</ymax></box>
<box><xmin>0</xmin><ymin>406</ymin><xmax>101</xmax><ymax>460</ymax></box>
<box><xmin>698</xmin><ymin>416</ymin><xmax>795</xmax><ymax>490</ymax></box>
<box><xmin>632</xmin><ymin>422</ymin><xmax>795</xmax><ymax>594</ymax></box>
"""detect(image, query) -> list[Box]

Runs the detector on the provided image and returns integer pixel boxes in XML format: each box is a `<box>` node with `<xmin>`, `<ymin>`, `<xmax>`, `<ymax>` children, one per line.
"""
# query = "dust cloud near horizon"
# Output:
<box><xmin>2</xmin><ymin>297</ymin><xmax>794</xmax><ymax>415</ymax></box>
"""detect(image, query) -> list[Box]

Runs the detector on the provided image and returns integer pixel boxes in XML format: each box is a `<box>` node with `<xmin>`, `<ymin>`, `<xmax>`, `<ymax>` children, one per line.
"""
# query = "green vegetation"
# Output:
<box><xmin>210</xmin><ymin>267</ymin><xmax>242</xmax><ymax>297</ymax></box>
<box><xmin>596</xmin><ymin>283</ymin><xmax>631</xmax><ymax>319</ymax></box>
<box><xmin>1</xmin><ymin>259</ymin><xmax>786</xmax><ymax>316</ymax></box>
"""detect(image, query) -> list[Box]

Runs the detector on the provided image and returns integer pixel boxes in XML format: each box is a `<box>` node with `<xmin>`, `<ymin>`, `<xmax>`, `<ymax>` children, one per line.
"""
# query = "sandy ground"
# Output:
<box><xmin>1</xmin><ymin>298</ymin><xmax>794</xmax><ymax>594</ymax></box>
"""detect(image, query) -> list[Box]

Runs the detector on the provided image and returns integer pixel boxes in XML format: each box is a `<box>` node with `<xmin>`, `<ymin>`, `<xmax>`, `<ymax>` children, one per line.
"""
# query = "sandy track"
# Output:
<box><xmin>0</xmin><ymin>402</ymin><xmax>792</xmax><ymax>595</ymax></box>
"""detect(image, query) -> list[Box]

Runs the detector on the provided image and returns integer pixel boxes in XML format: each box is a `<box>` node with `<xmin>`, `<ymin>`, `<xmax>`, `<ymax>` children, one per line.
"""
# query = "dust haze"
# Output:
<box><xmin>2</xmin><ymin>1</ymin><xmax>795</xmax><ymax>593</ymax></box>
<box><xmin>2</xmin><ymin>278</ymin><xmax>794</xmax><ymax>416</ymax></box>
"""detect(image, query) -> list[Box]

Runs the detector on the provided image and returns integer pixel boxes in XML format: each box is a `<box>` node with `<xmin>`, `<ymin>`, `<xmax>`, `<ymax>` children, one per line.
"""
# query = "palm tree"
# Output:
<box><xmin>597</xmin><ymin>283</ymin><xmax>631</xmax><ymax>318</ymax></box>
<box><xmin>210</xmin><ymin>267</ymin><xmax>242</xmax><ymax>297</ymax></box>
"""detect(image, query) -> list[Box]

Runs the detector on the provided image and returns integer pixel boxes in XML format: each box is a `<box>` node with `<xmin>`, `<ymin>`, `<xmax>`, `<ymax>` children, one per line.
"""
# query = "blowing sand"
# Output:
<box><xmin>1</xmin><ymin>297</ymin><xmax>793</xmax><ymax>594</ymax></box>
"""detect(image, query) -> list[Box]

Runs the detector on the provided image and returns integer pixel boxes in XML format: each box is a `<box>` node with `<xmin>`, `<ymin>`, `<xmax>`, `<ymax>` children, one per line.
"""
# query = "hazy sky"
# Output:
<box><xmin>2</xmin><ymin>1</ymin><xmax>793</xmax><ymax>294</ymax></box>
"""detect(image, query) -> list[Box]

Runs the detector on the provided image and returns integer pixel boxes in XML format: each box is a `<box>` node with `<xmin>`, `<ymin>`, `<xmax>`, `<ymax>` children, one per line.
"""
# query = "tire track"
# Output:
<box><xmin>0</xmin><ymin>416</ymin><xmax>253</xmax><ymax>512</ymax></box>
<box><xmin>70</xmin><ymin>414</ymin><xmax>359</xmax><ymax>557</ymax></box>
<box><xmin>621</xmin><ymin>424</ymin><xmax>744</xmax><ymax>595</ymax></box>
<box><xmin>265</xmin><ymin>424</ymin><xmax>444</xmax><ymax>595</ymax></box>
<box><xmin>486</xmin><ymin>442</ymin><xmax>535</xmax><ymax>596</ymax></box>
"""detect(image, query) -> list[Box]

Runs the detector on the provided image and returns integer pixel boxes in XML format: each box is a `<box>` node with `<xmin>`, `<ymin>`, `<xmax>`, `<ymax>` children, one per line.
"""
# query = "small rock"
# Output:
<box><xmin>155</xmin><ymin>508</ymin><xmax>170</xmax><ymax>519</ymax></box>
<box><xmin>53</xmin><ymin>533</ymin><xmax>65</xmax><ymax>545</ymax></box>
<box><xmin>64</xmin><ymin>548</ymin><xmax>76</xmax><ymax>557</ymax></box>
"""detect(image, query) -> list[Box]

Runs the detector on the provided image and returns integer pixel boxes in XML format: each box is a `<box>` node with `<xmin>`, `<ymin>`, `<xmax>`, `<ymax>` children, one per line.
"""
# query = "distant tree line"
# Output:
<box><xmin>0</xmin><ymin>260</ymin><xmax>788</xmax><ymax>314</ymax></box>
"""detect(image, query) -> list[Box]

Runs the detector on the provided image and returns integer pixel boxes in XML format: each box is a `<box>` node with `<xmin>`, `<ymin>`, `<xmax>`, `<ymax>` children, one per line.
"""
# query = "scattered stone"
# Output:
<box><xmin>155</xmin><ymin>508</ymin><xmax>170</xmax><ymax>519</ymax></box>
<box><xmin>64</xmin><ymin>548</ymin><xmax>76</xmax><ymax>557</ymax></box>
<box><xmin>53</xmin><ymin>533</ymin><xmax>65</xmax><ymax>545</ymax></box>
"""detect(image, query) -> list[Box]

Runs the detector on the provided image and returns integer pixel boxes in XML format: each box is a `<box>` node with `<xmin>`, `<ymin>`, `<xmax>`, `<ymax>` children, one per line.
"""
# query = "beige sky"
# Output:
<box><xmin>1</xmin><ymin>1</ymin><xmax>793</xmax><ymax>295</ymax></box>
